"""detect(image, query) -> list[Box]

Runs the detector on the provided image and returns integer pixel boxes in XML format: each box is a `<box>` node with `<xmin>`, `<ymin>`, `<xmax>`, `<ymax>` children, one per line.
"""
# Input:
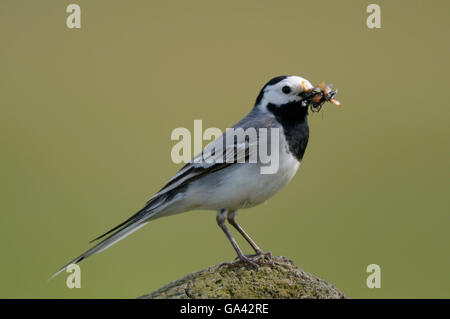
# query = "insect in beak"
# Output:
<box><xmin>329</xmin><ymin>98</ymin><xmax>342</xmax><ymax>107</ymax></box>
<box><xmin>299</xmin><ymin>81</ymin><xmax>342</xmax><ymax>112</ymax></box>
<box><xmin>321</xmin><ymin>82</ymin><xmax>342</xmax><ymax>107</ymax></box>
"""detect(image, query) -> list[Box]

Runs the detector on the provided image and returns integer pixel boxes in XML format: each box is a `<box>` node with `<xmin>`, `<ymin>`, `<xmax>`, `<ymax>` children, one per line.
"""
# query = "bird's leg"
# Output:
<box><xmin>227</xmin><ymin>210</ymin><xmax>273</xmax><ymax>264</ymax></box>
<box><xmin>226</xmin><ymin>210</ymin><xmax>263</xmax><ymax>255</ymax></box>
<box><xmin>216</xmin><ymin>209</ymin><xmax>259</xmax><ymax>269</ymax></box>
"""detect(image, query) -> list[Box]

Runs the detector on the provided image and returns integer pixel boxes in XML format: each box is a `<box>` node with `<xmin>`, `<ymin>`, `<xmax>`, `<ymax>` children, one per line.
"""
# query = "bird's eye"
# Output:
<box><xmin>282</xmin><ymin>86</ymin><xmax>291</xmax><ymax>94</ymax></box>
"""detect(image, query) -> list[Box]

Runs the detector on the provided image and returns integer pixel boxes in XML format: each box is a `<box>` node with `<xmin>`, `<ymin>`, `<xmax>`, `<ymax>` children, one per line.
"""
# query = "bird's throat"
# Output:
<box><xmin>266</xmin><ymin>102</ymin><xmax>310</xmax><ymax>161</ymax></box>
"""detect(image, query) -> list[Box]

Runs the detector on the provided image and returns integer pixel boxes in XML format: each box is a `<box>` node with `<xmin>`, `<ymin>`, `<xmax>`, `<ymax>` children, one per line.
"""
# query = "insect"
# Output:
<box><xmin>300</xmin><ymin>81</ymin><xmax>342</xmax><ymax>112</ymax></box>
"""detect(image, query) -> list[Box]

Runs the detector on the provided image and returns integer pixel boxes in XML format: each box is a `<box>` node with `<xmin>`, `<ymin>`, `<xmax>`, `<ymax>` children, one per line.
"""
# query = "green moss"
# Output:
<box><xmin>139</xmin><ymin>256</ymin><xmax>348</xmax><ymax>299</ymax></box>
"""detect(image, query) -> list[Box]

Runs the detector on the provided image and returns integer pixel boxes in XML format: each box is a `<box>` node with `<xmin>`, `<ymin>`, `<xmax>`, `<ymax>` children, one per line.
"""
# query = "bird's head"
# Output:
<box><xmin>255</xmin><ymin>75</ymin><xmax>341</xmax><ymax>114</ymax></box>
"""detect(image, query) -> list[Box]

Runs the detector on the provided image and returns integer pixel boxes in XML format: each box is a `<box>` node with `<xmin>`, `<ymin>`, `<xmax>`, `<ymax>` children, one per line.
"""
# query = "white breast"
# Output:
<box><xmin>185</xmin><ymin>146</ymin><xmax>301</xmax><ymax>211</ymax></box>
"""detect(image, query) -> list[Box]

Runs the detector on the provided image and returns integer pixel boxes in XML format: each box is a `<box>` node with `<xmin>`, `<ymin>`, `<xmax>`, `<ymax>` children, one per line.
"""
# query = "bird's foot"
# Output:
<box><xmin>248</xmin><ymin>250</ymin><xmax>272</xmax><ymax>260</ymax></box>
<box><xmin>245</xmin><ymin>251</ymin><xmax>275</xmax><ymax>266</ymax></box>
<box><xmin>219</xmin><ymin>251</ymin><xmax>274</xmax><ymax>270</ymax></box>
<box><xmin>219</xmin><ymin>255</ymin><xmax>260</xmax><ymax>269</ymax></box>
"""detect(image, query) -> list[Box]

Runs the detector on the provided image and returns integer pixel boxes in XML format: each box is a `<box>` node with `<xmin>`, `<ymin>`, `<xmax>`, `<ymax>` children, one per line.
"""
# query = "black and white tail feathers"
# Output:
<box><xmin>49</xmin><ymin>193</ymin><xmax>175</xmax><ymax>280</ymax></box>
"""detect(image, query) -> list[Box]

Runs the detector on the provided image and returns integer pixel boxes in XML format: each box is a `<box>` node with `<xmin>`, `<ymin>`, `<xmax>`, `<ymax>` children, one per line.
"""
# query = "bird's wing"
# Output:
<box><xmin>150</xmin><ymin>109</ymin><xmax>276</xmax><ymax>201</ymax></box>
<box><xmin>50</xmin><ymin>123</ymin><xmax>262</xmax><ymax>279</ymax></box>
<box><xmin>146</xmin><ymin>128</ymin><xmax>258</xmax><ymax>203</ymax></box>
<box><xmin>86</xmin><ymin>128</ymin><xmax>257</xmax><ymax>244</ymax></box>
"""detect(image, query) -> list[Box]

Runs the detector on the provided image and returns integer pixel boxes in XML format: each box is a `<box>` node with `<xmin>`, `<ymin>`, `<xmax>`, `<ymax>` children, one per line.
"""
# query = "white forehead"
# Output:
<box><xmin>269</xmin><ymin>76</ymin><xmax>313</xmax><ymax>91</ymax></box>
<box><xmin>259</xmin><ymin>75</ymin><xmax>313</xmax><ymax>107</ymax></box>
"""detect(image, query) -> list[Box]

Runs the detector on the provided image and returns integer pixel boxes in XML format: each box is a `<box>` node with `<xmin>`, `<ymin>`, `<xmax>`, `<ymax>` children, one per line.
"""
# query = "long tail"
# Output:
<box><xmin>49</xmin><ymin>220</ymin><xmax>149</xmax><ymax>280</ymax></box>
<box><xmin>49</xmin><ymin>193</ymin><xmax>180</xmax><ymax>280</ymax></box>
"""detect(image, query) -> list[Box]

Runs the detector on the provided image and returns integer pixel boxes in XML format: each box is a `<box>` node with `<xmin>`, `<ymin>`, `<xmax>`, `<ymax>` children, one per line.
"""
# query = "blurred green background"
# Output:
<box><xmin>0</xmin><ymin>0</ymin><xmax>449</xmax><ymax>298</ymax></box>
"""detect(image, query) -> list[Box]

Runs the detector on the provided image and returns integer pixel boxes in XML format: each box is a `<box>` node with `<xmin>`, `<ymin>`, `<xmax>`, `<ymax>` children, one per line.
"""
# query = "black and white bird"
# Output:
<box><xmin>51</xmin><ymin>75</ymin><xmax>340</xmax><ymax>278</ymax></box>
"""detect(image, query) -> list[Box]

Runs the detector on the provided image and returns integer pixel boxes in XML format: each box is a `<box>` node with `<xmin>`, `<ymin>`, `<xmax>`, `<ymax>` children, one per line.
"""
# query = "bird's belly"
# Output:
<box><xmin>187</xmin><ymin>154</ymin><xmax>300</xmax><ymax>211</ymax></box>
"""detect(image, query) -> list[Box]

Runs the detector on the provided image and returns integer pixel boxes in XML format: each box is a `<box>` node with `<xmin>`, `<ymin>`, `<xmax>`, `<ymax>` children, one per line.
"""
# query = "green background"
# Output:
<box><xmin>1</xmin><ymin>0</ymin><xmax>449</xmax><ymax>298</ymax></box>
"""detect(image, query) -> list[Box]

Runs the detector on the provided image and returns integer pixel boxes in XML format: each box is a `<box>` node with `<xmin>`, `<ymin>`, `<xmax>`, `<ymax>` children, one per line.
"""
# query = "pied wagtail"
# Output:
<box><xmin>51</xmin><ymin>75</ymin><xmax>340</xmax><ymax>277</ymax></box>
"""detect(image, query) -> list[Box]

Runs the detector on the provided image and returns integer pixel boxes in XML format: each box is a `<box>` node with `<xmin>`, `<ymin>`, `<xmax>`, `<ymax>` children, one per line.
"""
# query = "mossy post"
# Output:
<box><xmin>139</xmin><ymin>256</ymin><xmax>348</xmax><ymax>299</ymax></box>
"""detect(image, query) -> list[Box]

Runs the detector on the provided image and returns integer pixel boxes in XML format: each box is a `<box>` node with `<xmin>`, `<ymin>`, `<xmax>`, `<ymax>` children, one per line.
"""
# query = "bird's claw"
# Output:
<box><xmin>219</xmin><ymin>255</ymin><xmax>260</xmax><ymax>269</ymax></box>
<box><xmin>245</xmin><ymin>251</ymin><xmax>273</xmax><ymax>264</ymax></box>
<box><xmin>249</xmin><ymin>251</ymin><xmax>275</xmax><ymax>266</ymax></box>
<box><xmin>219</xmin><ymin>251</ymin><xmax>274</xmax><ymax>270</ymax></box>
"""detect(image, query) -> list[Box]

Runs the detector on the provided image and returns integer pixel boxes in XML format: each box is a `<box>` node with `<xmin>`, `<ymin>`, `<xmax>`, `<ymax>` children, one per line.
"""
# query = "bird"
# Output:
<box><xmin>51</xmin><ymin>75</ymin><xmax>340</xmax><ymax>278</ymax></box>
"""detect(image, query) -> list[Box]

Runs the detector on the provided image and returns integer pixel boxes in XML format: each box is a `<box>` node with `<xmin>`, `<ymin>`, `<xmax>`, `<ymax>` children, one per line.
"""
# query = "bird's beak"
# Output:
<box><xmin>301</xmin><ymin>81</ymin><xmax>309</xmax><ymax>92</ymax></box>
